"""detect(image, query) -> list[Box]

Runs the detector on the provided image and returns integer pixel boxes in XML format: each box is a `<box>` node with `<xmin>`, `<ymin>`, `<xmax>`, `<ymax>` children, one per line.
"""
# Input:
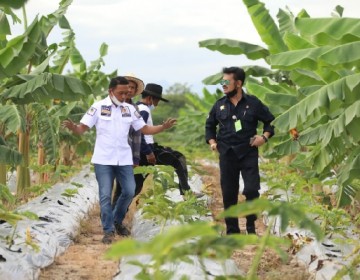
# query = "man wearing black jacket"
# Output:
<box><xmin>205</xmin><ymin>67</ymin><xmax>275</xmax><ymax>235</ymax></box>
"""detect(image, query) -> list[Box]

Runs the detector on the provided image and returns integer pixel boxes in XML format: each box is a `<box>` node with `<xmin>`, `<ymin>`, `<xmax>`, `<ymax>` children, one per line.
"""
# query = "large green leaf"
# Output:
<box><xmin>295</xmin><ymin>17</ymin><xmax>360</xmax><ymax>45</ymax></box>
<box><xmin>0</xmin><ymin>104</ymin><xmax>25</xmax><ymax>133</ymax></box>
<box><xmin>0</xmin><ymin>10</ymin><xmax>10</xmax><ymax>39</ymax></box>
<box><xmin>269</xmin><ymin>46</ymin><xmax>333</xmax><ymax>70</ymax></box>
<box><xmin>50</xmin><ymin>101</ymin><xmax>77</xmax><ymax>118</ymax></box>
<box><xmin>277</xmin><ymin>8</ymin><xmax>296</xmax><ymax>36</ymax></box>
<box><xmin>336</xmin><ymin>183</ymin><xmax>359</xmax><ymax>208</ymax></box>
<box><xmin>51</xmin><ymin>29</ymin><xmax>76</xmax><ymax>74</ymax></box>
<box><xmin>0</xmin><ymin>0</ymin><xmax>28</xmax><ymax>9</ymax></box>
<box><xmin>0</xmin><ymin>136</ymin><xmax>22</xmax><ymax>165</ymax></box>
<box><xmin>289</xmin><ymin>69</ymin><xmax>325</xmax><ymax>87</ymax></box>
<box><xmin>337</xmin><ymin>150</ymin><xmax>360</xmax><ymax>193</ymax></box>
<box><xmin>319</xmin><ymin>41</ymin><xmax>360</xmax><ymax>66</ymax></box>
<box><xmin>273</xmin><ymin>74</ymin><xmax>360</xmax><ymax>132</ymax></box>
<box><xmin>1</xmin><ymin>73</ymin><xmax>91</xmax><ymax>104</ymax></box>
<box><xmin>30</xmin><ymin>44</ymin><xmax>57</xmax><ymax>75</ymax></box>
<box><xmin>242</xmin><ymin>0</ymin><xmax>287</xmax><ymax>54</ymax></box>
<box><xmin>31</xmin><ymin>103</ymin><xmax>59</xmax><ymax>163</ymax></box>
<box><xmin>270</xmin><ymin>138</ymin><xmax>301</xmax><ymax>157</ymax></box>
<box><xmin>0</xmin><ymin>18</ymin><xmax>41</xmax><ymax>79</ymax></box>
<box><xmin>243</xmin><ymin>65</ymin><xmax>275</xmax><ymax>78</ymax></box>
<box><xmin>199</xmin><ymin>38</ymin><xmax>269</xmax><ymax>60</ymax></box>
<box><xmin>283</xmin><ymin>33</ymin><xmax>314</xmax><ymax>50</ymax></box>
<box><xmin>40</xmin><ymin>0</ymin><xmax>73</xmax><ymax>37</ymax></box>
<box><xmin>298</xmin><ymin>101</ymin><xmax>360</xmax><ymax>147</ymax></box>
<box><xmin>202</xmin><ymin>72</ymin><xmax>222</xmax><ymax>85</ymax></box>
<box><xmin>309</xmin><ymin>137</ymin><xmax>351</xmax><ymax>175</ymax></box>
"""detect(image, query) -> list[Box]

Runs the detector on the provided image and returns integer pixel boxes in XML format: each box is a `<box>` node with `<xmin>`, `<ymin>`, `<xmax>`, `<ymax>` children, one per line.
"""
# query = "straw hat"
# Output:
<box><xmin>124</xmin><ymin>73</ymin><xmax>144</xmax><ymax>96</ymax></box>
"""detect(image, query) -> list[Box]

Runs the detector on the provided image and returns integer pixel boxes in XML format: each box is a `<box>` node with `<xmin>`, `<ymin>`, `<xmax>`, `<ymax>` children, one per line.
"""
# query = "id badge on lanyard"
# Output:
<box><xmin>232</xmin><ymin>115</ymin><xmax>242</xmax><ymax>132</ymax></box>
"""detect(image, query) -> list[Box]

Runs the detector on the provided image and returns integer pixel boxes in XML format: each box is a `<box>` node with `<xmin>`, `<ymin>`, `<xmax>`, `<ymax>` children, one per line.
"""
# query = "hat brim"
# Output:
<box><xmin>144</xmin><ymin>90</ymin><xmax>169</xmax><ymax>102</ymax></box>
<box><xmin>124</xmin><ymin>76</ymin><xmax>145</xmax><ymax>96</ymax></box>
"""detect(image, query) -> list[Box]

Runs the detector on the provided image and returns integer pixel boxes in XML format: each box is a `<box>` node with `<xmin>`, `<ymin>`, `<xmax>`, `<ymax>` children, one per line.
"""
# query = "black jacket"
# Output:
<box><xmin>205</xmin><ymin>92</ymin><xmax>275</xmax><ymax>159</ymax></box>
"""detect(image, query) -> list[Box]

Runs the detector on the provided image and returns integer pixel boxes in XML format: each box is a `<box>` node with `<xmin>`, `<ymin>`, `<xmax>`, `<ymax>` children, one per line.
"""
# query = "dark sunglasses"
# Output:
<box><xmin>219</xmin><ymin>79</ymin><xmax>230</xmax><ymax>85</ymax></box>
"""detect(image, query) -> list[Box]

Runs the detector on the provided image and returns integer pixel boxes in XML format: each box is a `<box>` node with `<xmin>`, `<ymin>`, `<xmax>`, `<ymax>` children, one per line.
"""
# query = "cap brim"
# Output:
<box><xmin>124</xmin><ymin>76</ymin><xmax>144</xmax><ymax>96</ymax></box>
<box><xmin>159</xmin><ymin>97</ymin><xmax>169</xmax><ymax>102</ymax></box>
<box><xmin>144</xmin><ymin>90</ymin><xmax>169</xmax><ymax>102</ymax></box>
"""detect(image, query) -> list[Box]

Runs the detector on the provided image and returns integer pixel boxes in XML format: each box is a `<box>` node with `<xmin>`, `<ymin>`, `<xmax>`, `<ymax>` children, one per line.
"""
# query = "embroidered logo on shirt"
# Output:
<box><xmin>101</xmin><ymin>105</ymin><xmax>112</xmax><ymax>116</ymax></box>
<box><xmin>87</xmin><ymin>107</ymin><xmax>97</xmax><ymax>116</ymax></box>
<box><xmin>120</xmin><ymin>106</ymin><xmax>131</xmax><ymax>117</ymax></box>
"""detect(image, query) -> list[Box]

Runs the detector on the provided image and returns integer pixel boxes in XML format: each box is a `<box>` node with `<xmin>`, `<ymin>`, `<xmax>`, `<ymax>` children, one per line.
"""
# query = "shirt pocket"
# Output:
<box><xmin>241</xmin><ymin>112</ymin><xmax>256</xmax><ymax>130</ymax></box>
<box><xmin>97</xmin><ymin>115</ymin><xmax>113</xmax><ymax>134</ymax></box>
<box><xmin>216</xmin><ymin>107</ymin><xmax>229</xmax><ymax>126</ymax></box>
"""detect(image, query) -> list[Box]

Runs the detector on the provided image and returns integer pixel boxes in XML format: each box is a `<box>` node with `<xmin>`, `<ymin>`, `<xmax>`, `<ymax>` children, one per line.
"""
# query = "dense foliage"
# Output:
<box><xmin>199</xmin><ymin>0</ymin><xmax>360</xmax><ymax>208</ymax></box>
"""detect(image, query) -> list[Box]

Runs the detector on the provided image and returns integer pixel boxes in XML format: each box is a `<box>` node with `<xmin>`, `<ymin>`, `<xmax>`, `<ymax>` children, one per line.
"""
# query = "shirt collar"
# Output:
<box><xmin>224</xmin><ymin>90</ymin><xmax>248</xmax><ymax>104</ymax></box>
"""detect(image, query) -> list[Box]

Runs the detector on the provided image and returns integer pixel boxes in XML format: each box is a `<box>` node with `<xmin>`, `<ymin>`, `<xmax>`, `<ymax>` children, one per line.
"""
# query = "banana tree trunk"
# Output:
<box><xmin>0</xmin><ymin>125</ymin><xmax>6</xmax><ymax>185</ymax></box>
<box><xmin>60</xmin><ymin>141</ymin><xmax>72</xmax><ymax>166</ymax></box>
<box><xmin>16</xmin><ymin>126</ymin><xmax>31</xmax><ymax>194</ymax></box>
<box><xmin>36</xmin><ymin>141</ymin><xmax>47</xmax><ymax>184</ymax></box>
<box><xmin>0</xmin><ymin>164</ymin><xmax>6</xmax><ymax>185</ymax></box>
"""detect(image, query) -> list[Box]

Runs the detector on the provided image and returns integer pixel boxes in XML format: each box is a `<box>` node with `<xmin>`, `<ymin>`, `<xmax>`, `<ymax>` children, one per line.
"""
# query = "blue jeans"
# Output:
<box><xmin>94</xmin><ymin>164</ymin><xmax>135</xmax><ymax>233</ymax></box>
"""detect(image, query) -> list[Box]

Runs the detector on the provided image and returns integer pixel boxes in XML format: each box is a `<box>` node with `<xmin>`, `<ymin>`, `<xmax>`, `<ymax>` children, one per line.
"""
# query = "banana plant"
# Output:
<box><xmin>0</xmin><ymin>0</ymin><xmax>92</xmax><ymax>193</ymax></box>
<box><xmin>199</xmin><ymin>0</ymin><xmax>360</xmax><ymax>207</ymax></box>
<box><xmin>175</xmin><ymin>87</ymin><xmax>223</xmax><ymax>147</ymax></box>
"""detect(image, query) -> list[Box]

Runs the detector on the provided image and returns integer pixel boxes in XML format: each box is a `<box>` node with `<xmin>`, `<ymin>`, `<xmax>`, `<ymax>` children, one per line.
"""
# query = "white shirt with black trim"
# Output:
<box><xmin>137</xmin><ymin>103</ymin><xmax>154</xmax><ymax>144</ymax></box>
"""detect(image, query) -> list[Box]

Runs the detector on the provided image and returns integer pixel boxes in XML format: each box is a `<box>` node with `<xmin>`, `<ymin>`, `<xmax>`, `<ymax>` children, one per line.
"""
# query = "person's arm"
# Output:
<box><xmin>205</xmin><ymin>104</ymin><xmax>219</xmax><ymax>150</ymax></box>
<box><xmin>132</xmin><ymin>129</ymin><xmax>141</xmax><ymax>166</ymax></box>
<box><xmin>62</xmin><ymin>120</ymin><xmax>89</xmax><ymax>135</ymax></box>
<box><xmin>250</xmin><ymin>102</ymin><xmax>275</xmax><ymax>147</ymax></box>
<box><xmin>140</xmin><ymin>118</ymin><xmax>176</xmax><ymax>135</ymax></box>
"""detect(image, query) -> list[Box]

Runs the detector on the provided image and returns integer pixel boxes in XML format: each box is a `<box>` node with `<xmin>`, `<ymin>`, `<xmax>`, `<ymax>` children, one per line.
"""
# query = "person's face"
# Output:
<box><xmin>127</xmin><ymin>81</ymin><xmax>137</xmax><ymax>100</ymax></box>
<box><xmin>109</xmin><ymin>84</ymin><xmax>129</xmax><ymax>103</ymax></box>
<box><xmin>151</xmin><ymin>97</ymin><xmax>160</xmax><ymax>107</ymax></box>
<box><xmin>220</xmin><ymin>73</ymin><xmax>241</xmax><ymax>94</ymax></box>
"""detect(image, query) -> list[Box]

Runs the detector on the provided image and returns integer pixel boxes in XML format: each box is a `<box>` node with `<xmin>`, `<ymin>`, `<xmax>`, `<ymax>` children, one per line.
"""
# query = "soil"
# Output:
<box><xmin>39</xmin><ymin>162</ymin><xmax>312</xmax><ymax>280</ymax></box>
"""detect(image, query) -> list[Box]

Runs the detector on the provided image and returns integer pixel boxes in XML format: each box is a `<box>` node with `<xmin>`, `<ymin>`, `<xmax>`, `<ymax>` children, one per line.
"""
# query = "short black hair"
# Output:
<box><xmin>222</xmin><ymin>67</ymin><xmax>246</xmax><ymax>84</ymax></box>
<box><xmin>109</xmin><ymin>76</ymin><xmax>129</xmax><ymax>89</ymax></box>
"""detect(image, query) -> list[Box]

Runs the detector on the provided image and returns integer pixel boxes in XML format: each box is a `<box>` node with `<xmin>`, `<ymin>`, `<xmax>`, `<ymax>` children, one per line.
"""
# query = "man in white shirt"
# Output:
<box><xmin>62</xmin><ymin>76</ymin><xmax>176</xmax><ymax>244</ymax></box>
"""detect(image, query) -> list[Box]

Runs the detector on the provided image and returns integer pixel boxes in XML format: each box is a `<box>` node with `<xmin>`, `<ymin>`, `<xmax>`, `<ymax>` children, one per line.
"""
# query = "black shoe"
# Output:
<box><xmin>102</xmin><ymin>232</ymin><xmax>114</xmax><ymax>244</ymax></box>
<box><xmin>115</xmin><ymin>223</ymin><xmax>131</xmax><ymax>236</ymax></box>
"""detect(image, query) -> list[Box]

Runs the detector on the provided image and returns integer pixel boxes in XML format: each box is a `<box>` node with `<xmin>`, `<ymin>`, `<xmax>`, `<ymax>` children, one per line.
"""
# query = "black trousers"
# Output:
<box><xmin>219</xmin><ymin>152</ymin><xmax>260</xmax><ymax>234</ymax></box>
<box><xmin>139</xmin><ymin>144</ymin><xmax>191</xmax><ymax>195</ymax></box>
<box><xmin>112</xmin><ymin>144</ymin><xmax>191</xmax><ymax>207</ymax></box>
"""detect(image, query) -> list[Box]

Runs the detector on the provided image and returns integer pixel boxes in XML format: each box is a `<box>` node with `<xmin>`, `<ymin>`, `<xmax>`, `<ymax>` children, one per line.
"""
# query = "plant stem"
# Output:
<box><xmin>247</xmin><ymin>218</ymin><xmax>274</xmax><ymax>280</ymax></box>
<box><xmin>22</xmin><ymin>6</ymin><xmax>28</xmax><ymax>30</ymax></box>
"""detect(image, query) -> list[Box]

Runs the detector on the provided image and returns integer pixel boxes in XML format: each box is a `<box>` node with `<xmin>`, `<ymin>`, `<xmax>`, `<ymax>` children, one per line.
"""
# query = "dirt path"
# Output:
<box><xmin>39</xmin><ymin>162</ymin><xmax>312</xmax><ymax>280</ymax></box>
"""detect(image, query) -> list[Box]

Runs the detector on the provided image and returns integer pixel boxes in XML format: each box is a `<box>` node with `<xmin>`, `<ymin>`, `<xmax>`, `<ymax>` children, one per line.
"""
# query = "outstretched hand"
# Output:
<box><xmin>61</xmin><ymin>120</ymin><xmax>75</xmax><ymax>131</ymax></box>
<box><xmin>61</xmin><ymin>120</ymin><xmax>88</xmax><ymax>135</ymax></box>
<box><xmin>162</xmin><ymin>118</ymin><xmax>177</xmax><ymax>129</ymax></box>
<box><xmin>61</xmin><ymin>119</ymin><xmax>76</xmax><ymax>131</ymax></box>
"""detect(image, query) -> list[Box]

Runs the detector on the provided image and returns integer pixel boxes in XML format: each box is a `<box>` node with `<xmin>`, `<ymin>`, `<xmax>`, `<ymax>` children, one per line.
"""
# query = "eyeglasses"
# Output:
<box><xmin>219</xmin><ymin>79</ymin><xmax>230</xmax><ymax>85</ymax></box>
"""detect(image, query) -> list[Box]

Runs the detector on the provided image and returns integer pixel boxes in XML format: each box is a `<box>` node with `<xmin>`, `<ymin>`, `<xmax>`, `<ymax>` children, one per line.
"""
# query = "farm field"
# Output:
<box><xmin>39</xmin><ymin>162</ymin><xmax>311</xmax><ymax>280</ymax></box>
